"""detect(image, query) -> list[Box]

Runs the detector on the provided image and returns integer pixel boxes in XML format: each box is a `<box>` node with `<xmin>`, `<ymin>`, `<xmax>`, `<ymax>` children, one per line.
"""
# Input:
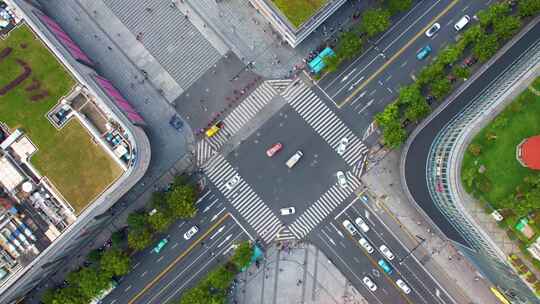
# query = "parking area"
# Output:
<box><xmin>226</xmin><ymin>105</ymin><xmax>347</xmax><ymax>225</ymax></box>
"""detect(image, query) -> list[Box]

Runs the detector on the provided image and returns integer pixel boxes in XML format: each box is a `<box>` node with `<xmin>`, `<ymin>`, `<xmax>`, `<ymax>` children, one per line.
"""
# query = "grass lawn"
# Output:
<box><xmin>461</xmin><ymin>77</ymin><xmax>540</xmax><ymax>207</ymax></box>
<box><xmin>272</xmin><ymin>0</ymin><xmax>327</xmax><ymax>28</ymax></box>
<box><xmin>0</xmin><ymin>25</ymin><xmax>121</xmax><ymax>214</ymax></box>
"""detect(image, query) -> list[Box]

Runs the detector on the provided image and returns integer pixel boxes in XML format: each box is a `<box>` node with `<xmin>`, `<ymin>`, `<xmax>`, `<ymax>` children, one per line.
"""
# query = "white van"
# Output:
<box><xmin>454</xmin><ymin>15</ymin><xmax>470</xmax><ymax>31</ymax></box>
<box><xmin>286</xmin><ymin>150</ymin><xmax>303</xmax><ymax>168</ymax></box>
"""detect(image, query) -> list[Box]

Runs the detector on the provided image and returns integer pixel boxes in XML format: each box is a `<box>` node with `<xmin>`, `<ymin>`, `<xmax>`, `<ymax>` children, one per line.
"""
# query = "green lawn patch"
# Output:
<box><xmin>461</xmin><ymin>76</ymin><xmax>540</xmax><ymax>207</ymax></box>
<box><xmin>0</xmin><ymin>25</ymin><xmax>121</xmax><ymax>213</ymax></box>
<box><xmin>272</xmin><ymin>0</ymin><xmax>327</xmax><ymax>28</ymax></box>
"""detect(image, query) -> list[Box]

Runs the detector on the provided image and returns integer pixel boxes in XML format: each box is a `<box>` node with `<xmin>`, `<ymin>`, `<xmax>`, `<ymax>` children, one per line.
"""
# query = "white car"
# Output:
<box><xmin>336</xmin><ymin>171</ymin><xmax>347</xmax><ymax>188</ymax></box>
<box><xmin>355</xmin><ymin>217</ymin><xmax>370</xmax><ymax>233</ymax></box>
<box><xmin>280</xmin><ymin>207</ymin><xmax>295</xmax><ymax>215</ymax></box>
<box><xmin>425</xmin><ymin>23</ymin><xmax>441</xmax><ymax>37</ymax></box>
<box><xmin>342</xmin><ymin>219</ymin><xmax>357</xmax><ymax>235</ymax></box>
<box><xmin>362</xmin><ymin>276</ymin><xmax>377</xmax><ymax>291</ymax></box>
<box><xmin>183</xmin><ymin>226</ymin><xmax>199</xmax><ymax>240</ymax></box>
<box><xmin>379</xmin><ymin>244</ymin><xmax>395</xmax><ymax>260</ymax></box>
<box><xmin>454</xmin><ymin>15</ymin><xmax>470</xmax><ymax>31</ymax></box>
<box><xmin>396</xmin><ymin>279</ymin><xmax>411</xmax><ymax>294</ymax></box>
<box><xmin>337</xmin><ymin>138</ymin><xmax>349</xmax><ymax>155</ymax></box>
<box><xmin>359</xmin><ymin>237</ymin><xmax>374</xmax><ymax>253</ymax></box>
<box><xmin>225</xmin><ymin>174</ymin><xmax>241</xmax><ymax>190</ymax></box>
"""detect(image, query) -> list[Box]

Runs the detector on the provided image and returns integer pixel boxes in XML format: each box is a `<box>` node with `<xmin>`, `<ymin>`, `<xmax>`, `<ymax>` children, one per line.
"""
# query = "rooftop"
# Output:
<box><xmin>271</xmin><ymin>0</ymin><xmax>328</xmax><ymax>28</ymax></box>
<box><xmin>518</xmin><ymin>135</ymin><xmax>540</xmax><ymax>170</ymax></box>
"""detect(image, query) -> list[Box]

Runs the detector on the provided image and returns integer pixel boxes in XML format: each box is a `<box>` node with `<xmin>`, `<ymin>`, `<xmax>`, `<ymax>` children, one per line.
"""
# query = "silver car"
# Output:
<box><xmin>396</xmin><ymin>279</ymin><xmax>411</xmax><ymax>294</ymax></box>
<box><xmin>355</xmin><ymin>217</ymin><xmax>370</xmax><ymax>233</ymax></box>
<box><xmin>359</xmin><ymin>237</ymin><xmax>374</xmax><ymax>253</ymax></box>
<box><xmin>425</xmin><ymin>23</ymin><xmax>440</xmax><ymax>37</ymax></box>
<box><xmin>183</xmin><ymin>226</ymin><xmax>199</xmax><ymax>240</ymax></box>
<box><xmin>379</xmin><ymin>244</ymin><xmax>395</xmax><ymax>260</ymax></box>
<box><xmin>342</xmin><ymin>219</ymin><xmax>357</xmax><ymax>235</ymax></box>
<box><xmin>362</xmin><ymin>276</ymin><xmax>377</xmax><ymax>291</ymax></box>
<box><xmin>336</xmin><ymin>171</ymin><xmax>347</xmax><ymax>188</ymax></box>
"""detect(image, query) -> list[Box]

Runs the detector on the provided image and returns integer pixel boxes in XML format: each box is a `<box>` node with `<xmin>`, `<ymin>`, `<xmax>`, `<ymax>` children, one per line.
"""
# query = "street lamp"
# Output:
<box><xmin>398</xmin><ymin>235</ymin><xmax>426</xmax><ymax>265</ymax></box>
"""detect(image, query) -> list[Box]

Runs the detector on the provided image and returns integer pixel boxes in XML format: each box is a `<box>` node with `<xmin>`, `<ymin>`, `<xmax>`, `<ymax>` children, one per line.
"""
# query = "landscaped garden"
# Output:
<box><xmin>0</xmin><ymin>25</ymin><xmax>121</xmax><ymax>213</ymax></box>
<box><xmin>272</xmin><ymin>0</ymin><xmax>327</xmax><ymax>28</ymax></box>
<box><xmin>461</xmin><ymin>76</ymin><xmax>540</xmax><ymax>290</ymax></box>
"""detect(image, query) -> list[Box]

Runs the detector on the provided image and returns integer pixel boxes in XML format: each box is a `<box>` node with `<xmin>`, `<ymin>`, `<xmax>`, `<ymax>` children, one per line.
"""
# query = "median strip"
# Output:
<box><xmin>128</xmin><ymin>212</ymin><xmax>231</xmax><ymax>304</ymax></box>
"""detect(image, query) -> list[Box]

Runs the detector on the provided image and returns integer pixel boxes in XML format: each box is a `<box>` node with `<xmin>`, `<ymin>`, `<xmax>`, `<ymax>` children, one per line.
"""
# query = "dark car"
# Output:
<box><xmin>169</xmin><ymin>115</ymin><xmax>184</xmax><ymax>131</ymax></box>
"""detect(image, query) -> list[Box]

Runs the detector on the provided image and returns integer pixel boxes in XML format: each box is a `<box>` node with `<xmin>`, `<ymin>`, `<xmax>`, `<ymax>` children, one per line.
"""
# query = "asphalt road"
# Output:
<box><xmin>315</xmin><ymin>0</ymin><xmax>491</xmax><ymax>137</ymax></box>
<box><xmin>101</xmin><ymin>189</ymin><xmax>251</xmax><ymax>304</ymax></box>
<box><xmin>310</xmin><ymin>194</ymin><xmax>454</xmax><ymax>304</ymax></box>
<box><xmin>404</xmin><ymin>19</ymin><xmax>540</xmax><ymax>246</ymax></box>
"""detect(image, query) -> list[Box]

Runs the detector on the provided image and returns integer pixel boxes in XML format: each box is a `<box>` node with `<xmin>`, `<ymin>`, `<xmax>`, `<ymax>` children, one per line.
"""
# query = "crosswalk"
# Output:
<box><xmin>282</xmin><ymin>83</ymin><xmax>369</xmax><ymax>167</ymax></box>
<box><xmin>275</xmin><ymin>226</ymin><xmax>296</xmax><ymax>242</ymax></box>
<box><xmin>196</xmin><ymin>81</ymin><xmax>278</xmax><ymax>166</ymax></box>
<box><xmin>288</xmin><ymin>171</ymin><xmax>362</xmax><ymax>239</ymax></box>
<box><xmin>267</xmin><ymin>79</ymin><xmax>293</xmax><ymax>93</ymax></box>
<box><xmin>203</xmin><ymin>154</ymin><xmax>282</xmax><ymax>243</ymax></box>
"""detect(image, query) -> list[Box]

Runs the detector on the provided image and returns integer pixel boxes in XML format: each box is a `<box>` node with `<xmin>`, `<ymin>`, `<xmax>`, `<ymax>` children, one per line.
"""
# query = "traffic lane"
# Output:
<box><xmin>343</xmin><ymin>205</ymin><xmax>449</xmax><ymax>304</ymax></box>
<box><xmin>311</xmin><ymin>228</ymin><xmax>407</xmax><ymax>304</ymax></box>
<box><xmin>318</xmin><ymin>0</ymin><xmax>446</xmax><ymax>91</ymax></box>
<box><xmin>336</xmin><ymin>212</ymin><xmax>433</xmax><ymax>304</ymax></box>
<box><xmin>404</xmin><ymin>18</ymin><xmax>540</xmax><ymax>246</ymax></box>
<box><xmin>322</xmin><ymin>0</ymin><xmax>456</xmax><ymax>100</ymax></box>
<box><xmin>101</xmin><ymin>211</ymin><xmax>232</xmax><ymax>304</ymax></box>
<box><xmin>135</xmin><ymin>224</ymin><xmax>247</xmax><ymax>304</ymax></box>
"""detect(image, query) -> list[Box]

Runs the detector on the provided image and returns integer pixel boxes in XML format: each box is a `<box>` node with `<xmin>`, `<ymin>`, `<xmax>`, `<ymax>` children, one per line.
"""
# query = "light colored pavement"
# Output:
<box><xmin>362</xmin><ymin>149</ymin><xmax>498</xmax><ymax>304</ymax></box>
<box><xmin>234</xmin><ymin>242</ymin><xmax>368</xmax><ymax>304</ymax></box>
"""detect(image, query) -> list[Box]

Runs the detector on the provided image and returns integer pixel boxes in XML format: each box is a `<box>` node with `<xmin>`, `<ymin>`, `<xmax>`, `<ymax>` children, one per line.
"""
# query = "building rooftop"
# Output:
<box><xmin>517</xmin><ymin>135</ymin><xmax>540</xmax><ymax>170</ymax></box>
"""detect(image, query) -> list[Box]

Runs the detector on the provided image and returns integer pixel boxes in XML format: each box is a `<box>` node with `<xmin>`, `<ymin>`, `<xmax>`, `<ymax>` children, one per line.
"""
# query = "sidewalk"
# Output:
<box><xmin>233</xmin><ymin>242</ymin><xmax>368</xmax><ymax>304</ymax></box>
<box><xmin>361</xmin><ymin>149</ymin><xmax>498</xmax><ymax>304</ymax></box>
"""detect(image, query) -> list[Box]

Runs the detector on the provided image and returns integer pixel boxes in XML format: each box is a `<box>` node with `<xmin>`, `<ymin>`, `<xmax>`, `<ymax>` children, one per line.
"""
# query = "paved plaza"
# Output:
<box><xmin>233</xmin><ymin>243</ymin><xmax>368</xmax><ymax>304</ymax></box>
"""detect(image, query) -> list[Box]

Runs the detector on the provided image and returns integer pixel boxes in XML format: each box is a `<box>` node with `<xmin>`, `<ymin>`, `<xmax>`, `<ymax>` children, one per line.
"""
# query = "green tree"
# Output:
<box><xmin>468</xmin><ymin>143</ymin><xmax>482</xmax><ymax>156</ymax></box>
<box><xmin>127</xmin><ymin>212</ymin><xmax>148</xmax><ymax>231</ymax></box>
<box><xmin>86</xmin><ymin>249</ymin><xmax>102</xmax><ymax>264</ymax></box>
<box><xmin>473</xmin><ymin>33</ymin><xmax>499</xmax><ymax>62</ymax></box>
<box><xmin>519</xmin><ymin>0</ymin><xmax>540</xmax><ymax>17</ymax></box>
<box><xmin>338</xmin><ymin>31</ymin><xmax>364</xmax><ymax>59</ymax></box>
<box><xmin>206</xmin><ymin>265</ymin><xmax>235</xmax><ymax>291</ymax></box>
<box><xmin>417</xmin><ymin>62</ymin><xmax>444</xmax><ymax>86</ymax></box>
<box><xmin>382</xmin><ymin>121</ymin><xmax>407</xmax><ymax>148</ymax></box>
<box><xmin>436</xmin><ymin>45</ymin><xmax>462</xmax><ymax>66</ymax></box>
<box><xmin>430</xmin><ymin>77</ymin><xmax>452</xmax><ymax>99</ymax></box>
<box><xmin>361</xmin><ymin>8</ymin><xmax>391</xmax><ymax>37</ymax></box>
<box><xmin>397</xmin><ymin>84</ymin><xmax>422</xmax><ymax>106</ymax></box>
<box><xmin>128</xmin><ymin>228</ymin><xmax>153</xmax><ymax>251</ymax></box>
<box><xmin>231</xmin><ymin>241</ymin><xmax>253</xmax><ymax>269</ymax></box>
<box><xmin>179</xmin><ymin>286</ymin><xmax>212</xmax><ymax>304</ymax></box>
<box><xmin>47</xmin><ymin>286</ymin><xmax>88</xmax><ymax>304</ymax></box>
<box><xmin>385</xmin><ymin>0</ymin><xmax>412</xmax><ymax>15</ymax></box>
<box><xmin>166</xmin><ymin>185</ymin><xmax>198</xmax><ymax>219</ymax></box>
<box><xmin>493</xmin><ymin>16</ymin><xmax>522</xmax><ymax>40</ymax></box>
<box><xmin>452</xmin><ymin>65</ymin><xmax>470</xmax><ymax>79</ymax></box>
<box><xmin>151</xmin><ymin>191</ymin><xmax>169</xmax><ymax>211</ymax></box>
<box><xmin>111</xmin><ymin>230</ymin><xmax>124</xmax><ymax>248</ymax></box>
<box><xmin>375</xmin><ymin>101</ymin><xmax>400</xmax><ymax>128</ymax></box>
<box><xmin>478</xmin><ymin>2</ymin><xmax>510</xmax><ymax>28</ymax></box>
<box><xmin>148</xmin><ymin>210</ymin><xmax>174</xmax><ymax>232</ymax></box>
<box><xmin>67</xmin><ymin>267</ymin><xmax>109</xmax><ymax>300</ymax></box>
<box><xmin>462</xmin><ymin>24</ymin><xmax>484</xmax><ymax>46</ymax></box>
<box><xmin>404</xmin><ymin>98</ymin><xmax>431</xmax><ymax>122</ymax></box>
<box><xmin>323</xmin><ymin>54</ymin><xmax>341</xmax><ymax>73</ymax></box>
<box><xmin>100</xmin><ymin>249</ymin><xmax>131</xmax><ymax>278</ymax></box>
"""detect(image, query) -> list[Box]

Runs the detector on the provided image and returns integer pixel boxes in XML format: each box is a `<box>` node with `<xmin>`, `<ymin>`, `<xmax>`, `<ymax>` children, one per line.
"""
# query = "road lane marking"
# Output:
<box><xmin>332</xmin><ymin>54</ymin><xmax>382</xmax><ymax>98</ymax></box>
<box><xmin>141</xmin><ymin>271</ymin><xmax>147</xmax><ymax>277</ymax></box>
<box><xmin>400</xmin><ymin>60</ymin><xmax>408</xmax><ymax>68</ymax></box>
<box><xmin>156</xmin><ymin>256</ymin><xmax>164</xmax><ymax>263</ymax></box>
<box><xmin>340</xmin><ymin>0</ymin><xmax>460</xmax><ymax>107</ymax></box>
<box><xmin>228</xmin><ymin>212</ymin><xmax>255</xmax><ymax>241</ymax></box>
<box><xmin>125</xmin><ymin>285</ymin><xmax>132</xmax><ymax>292</ymax></box>
<box><xmin>320</xmin><ymin>229</ymin><xmax>336</xmax><ymax>246</ymax></box>
<box><xmin>128</xmin><ymin>213</ymin><xmax>230</xmax><ymax>304</ymax></box>
<box><xmin>334</xmin><ymin>196</ymin><xmax>361</xmax><ymax>220</ymax></box>
<box><xmin>217</xmin><ymin>234</ymin><xmax>232</xmax><ymax>247</ymax></box>
<box><xmin>210</xmin><ymin>225</ymin><xmax>225</xmax><ymax>240</ymax></box>
<box><xmin>357</xmin><ymin>99</ymin><xmax>375</xmax><ymax>114</ymax></box>
<box><xmin>171</xmin><ymin>242</ymin><xmax>178</xmax><ymax>249</ymax></box>
<box><xmin>211</xmin><ymin>207</ymin><xmax>226</xmax><ymax>222</ymax></box>
<box><xmin>330</xmin><ymin>222</ymin><xmax>344</xmax><ymax>238</ymax></box>
<box><xmin>386</xmin><ymin>87</ymin><xmax>394</xmax><ymax>93</ymax></box>
<box><xmin>132</xmin><ymin>262</ymin><xmax>140</xmax><ymax>270</ymax></box>
<box><xmin>382</xmin><ymin>0</ymin><xmax>441</xmax><ymax>53</ymax></box>
<box><xmin>195</xmin><ymin>190</ymin><xmax>211</xmax><ymax>204</ymax></box>
<box><xmin>341</xmin><ymin>68</ymin><xmax>357</xmax><ymax>82</ymax></box>
<box><xmin>203</xmin><ymin>198</ymin><xmax>219</xmax><ymax>213</ymax></box>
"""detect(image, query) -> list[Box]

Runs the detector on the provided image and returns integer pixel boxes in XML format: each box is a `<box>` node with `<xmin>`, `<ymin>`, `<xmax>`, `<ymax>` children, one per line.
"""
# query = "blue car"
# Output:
<box><xmin>416</xmin><ymin>45</ymin><xmax>432</xmax><ymax>60</ymax></box>
<box><xmin>378</xmin><ymin>259</ymin><xmax>393</xmax><ymax>274</ymax></box>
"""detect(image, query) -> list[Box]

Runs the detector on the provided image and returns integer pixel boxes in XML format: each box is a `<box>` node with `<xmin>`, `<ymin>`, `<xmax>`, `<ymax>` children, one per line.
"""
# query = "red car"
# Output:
<box><xmin>266</xmin><ymin>143</ymin><xmax>283</xmax><ymax>157</ymax></box>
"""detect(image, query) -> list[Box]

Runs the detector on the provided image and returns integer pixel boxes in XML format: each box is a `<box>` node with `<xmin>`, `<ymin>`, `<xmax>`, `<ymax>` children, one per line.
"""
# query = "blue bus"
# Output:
<box><xmin>308</xmin><ymin>47</ymin><xmax>336</xmax><ymax>74</ymax></box>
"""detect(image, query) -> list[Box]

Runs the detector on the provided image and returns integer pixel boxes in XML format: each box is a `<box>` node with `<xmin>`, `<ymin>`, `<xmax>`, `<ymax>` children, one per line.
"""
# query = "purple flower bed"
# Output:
<box><xmin>0</xmin><ymin>59</ymin><xmax>32</xmax><ymax>96</ymax></box>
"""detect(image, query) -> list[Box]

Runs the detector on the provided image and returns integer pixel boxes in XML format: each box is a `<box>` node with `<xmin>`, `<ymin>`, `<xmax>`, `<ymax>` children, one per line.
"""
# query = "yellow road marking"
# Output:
<box><xmin>339</xmin><ymin>0</ymin><xmax>460</xmax><ymax>108</ymax></box>
<box><xmin>128</xmin><ymin>213</ymin><xmax>231</xmax><ymax>304</ymax></box>
<box><xmin>343</xmin><ymin>229</ymin><xmax>414</xmax><ymax>304</ymax></box>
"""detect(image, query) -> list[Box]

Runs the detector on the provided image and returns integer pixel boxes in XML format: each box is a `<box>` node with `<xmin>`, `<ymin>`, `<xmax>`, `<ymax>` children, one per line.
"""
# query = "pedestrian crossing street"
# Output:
<box><xmin>196</xmin><ymin>81</ymin><xmax>278</xmax><ymax>166</ymax></box>
<box><xmin>282</xmin><ymin>82</ymin><xmax>369</xmax><ymax>168</ymax></box>
<box><xmin>288</xmin><ymin>171</ymin><xmax>362</xmax><ymax>239</ymax></box>
<box><xmin>203</xmin><ymin>154</ymin><xmax>282</xmax><ymax>243</ymax></box>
